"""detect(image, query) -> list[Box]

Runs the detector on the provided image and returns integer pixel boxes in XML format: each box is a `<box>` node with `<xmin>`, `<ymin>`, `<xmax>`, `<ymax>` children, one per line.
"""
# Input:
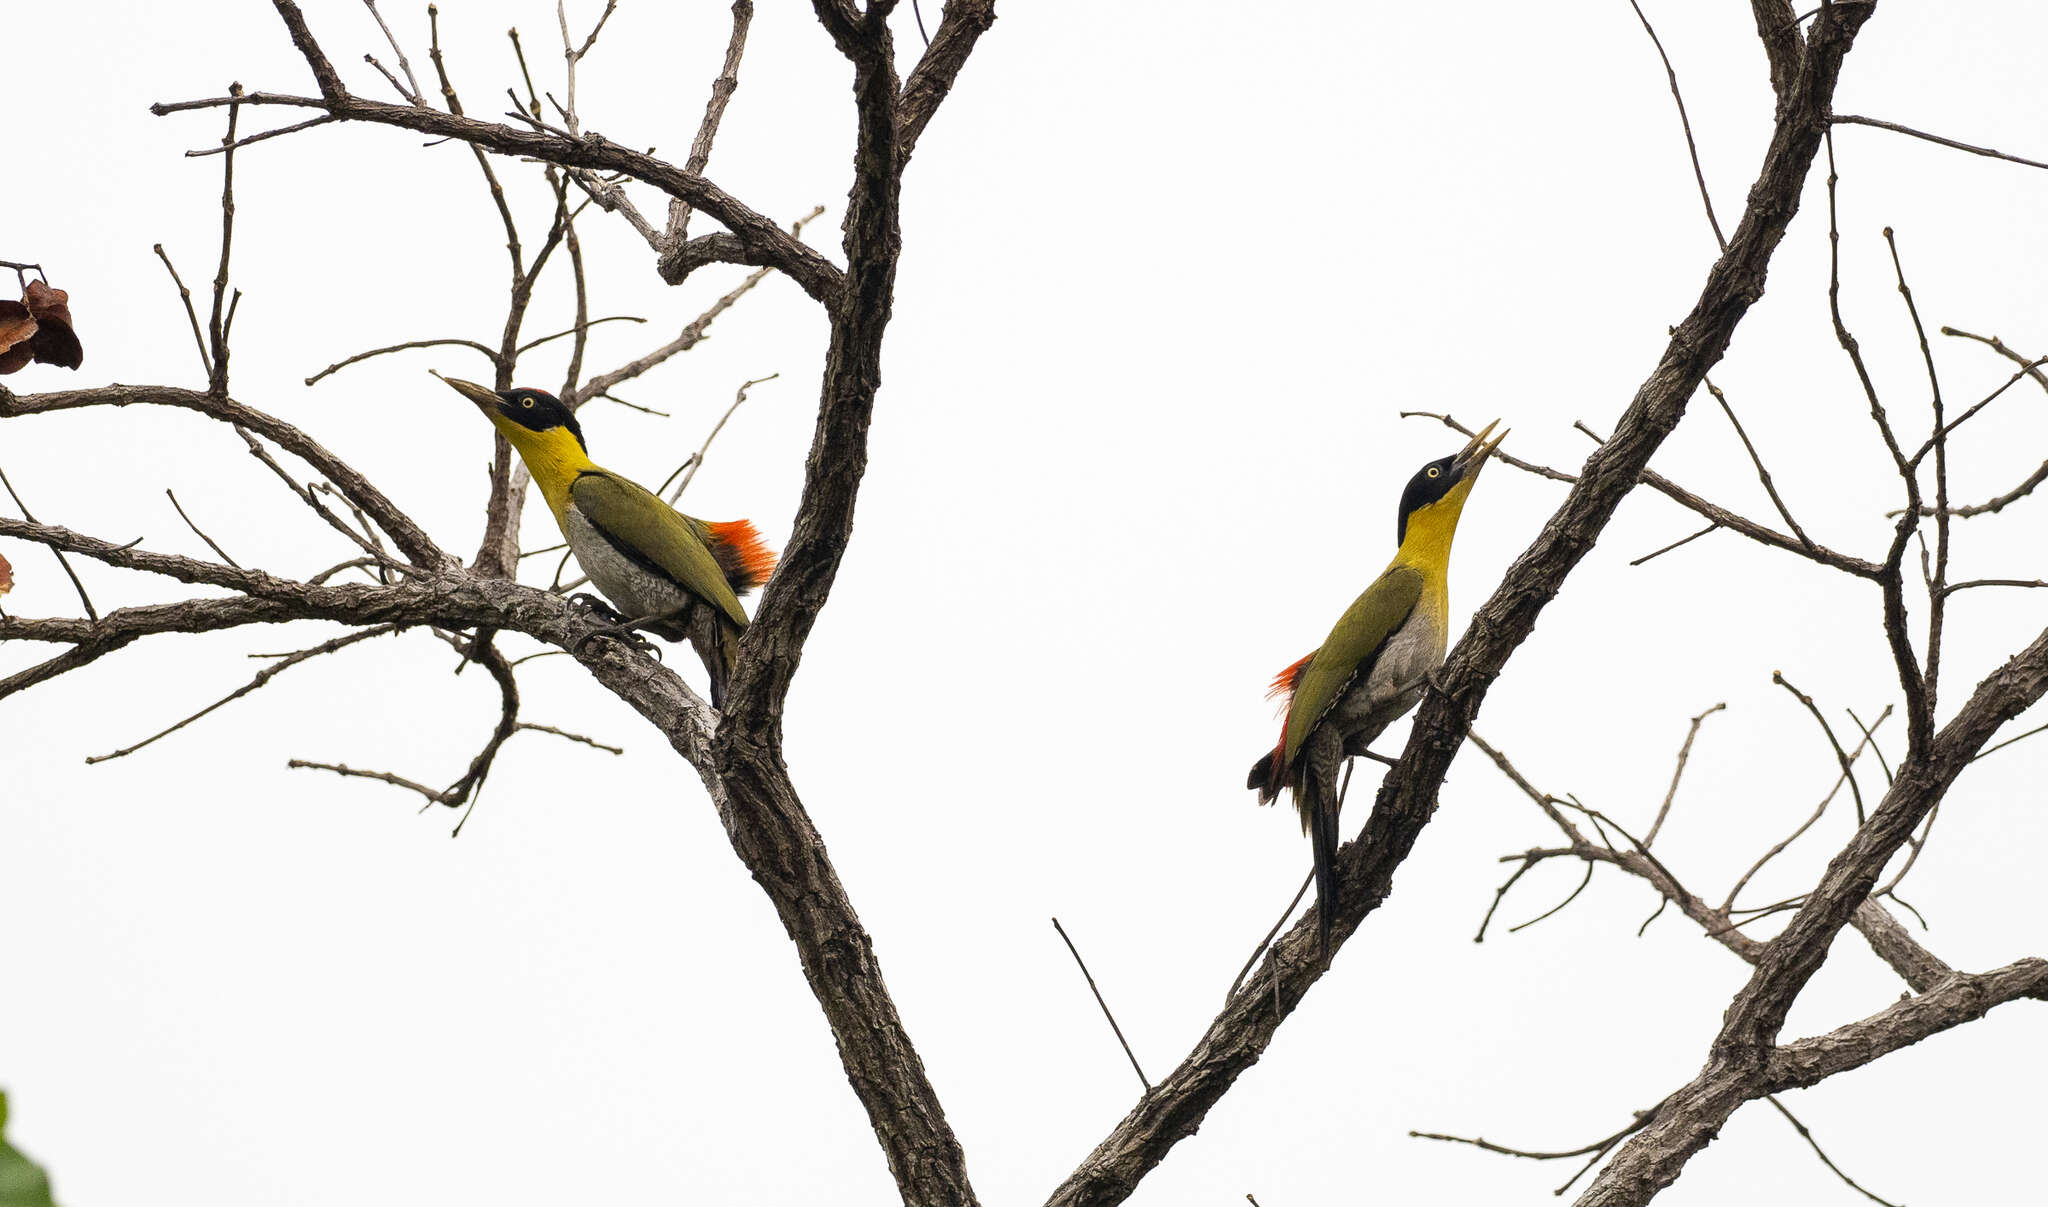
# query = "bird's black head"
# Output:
<box><xmin>494</xmin><ymin>387</ymin><xmax>585</xmax><ymax>447</ymax></box>
<box><xmin>1394</xmin><ymin>420</ymin><xmax>1506</xmax><ymax>546</ymax></box>
<box><xmin>440</xmin><ymin>376</ymin><xmax>587</xmax><ymax>452</ymax></box>
<box><xmin>1396</xmin><ymin>455</ymin><xmax>1460</xmax><ymax>545</ymax></box>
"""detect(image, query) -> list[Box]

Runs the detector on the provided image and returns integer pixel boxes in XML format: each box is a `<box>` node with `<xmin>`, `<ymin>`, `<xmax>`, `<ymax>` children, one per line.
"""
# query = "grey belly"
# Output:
<box><xmin>1330</xmin><ymin>611</ymin><xmax>1445</xmax><ymax>753</ymax></box>
<box><xmin>565</xmin><ymin>507</ymin><xmax>692</xmax><ymax>621</ymax></box>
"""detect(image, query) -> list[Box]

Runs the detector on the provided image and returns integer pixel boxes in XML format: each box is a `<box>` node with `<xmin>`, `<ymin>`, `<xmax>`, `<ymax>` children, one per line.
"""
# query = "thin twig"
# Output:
<box><xmin>570</xmin><ymin>206</ymin><xmax>823</xmax><ymax>408</ymax></box>
<box><xmin>1228</xmin><ymin>871</ymin><xmax>1314</xmax><ymax>997</ymax></box>
<box><xmin>664</xmin><ymin>0</ymin><xmax>754</xmax><ymax>250</ymax></box>
<box><xmin>1773</xmin><ymin>672</ymin><xmax>1867</xmax><ymax>824</ymax></box>
<box><xmin>517</xmin><ymin>721</ymin><xmax>623</xmax><ymax>755</ymax></box>
<box><xmin>662</xmin><ymin>374</ymin><xmax>778</xmax><ymax>501</ymax></box>
<box><xmin>1723</xmin><ymin>706</ymin><xmax>1890</xmax><ymax>912</ymax></box>
<box><xmin>1644</xmin><ymin>702</ymin><xmax>1725</xmax><ymax>846</ymax></box>
<box><xmin>87</xmin><ymin>624</ymin><xmax>402</xmax><ymax>763</ymax></box>
<box><xmin>1833</xmin><ymin>113</ymin><xmax>2048</xmax><ymax>172</ymax></box>
<box><xmin>1764</xmin><ymin>1096</ymin><xmax>1904</xmax><ymax>1207</ymax></box>
<box><xmin>1630</xmin><ymin>522</ymin><xmax>1720</xmax><ymax>567</ymax></box>
<box><xmin>1508</xmin><ymin>862</ymin><xmax>1595</xmax><ymax>934</ymax></box>
<box><xmin>1475</xmin><ymin>854</ymin><xmax>1542</xmax><ymax>943</ymax></box>
<box><xmin>305</xmin><ymin>336</ymin><xmax>498</xmax><ymax>386</ymax></box>
<box><xmin>361</xmin><ymin>0</ymin><xmax>425</xmax><ymax>104</ymax></box>
<box><xmin>165</xmin><ymin>489</ymin><xmax>241</xmax><ymax>568</ymax></box>
<box><xmin>1626</xmin><ymin>0</ymin><xmax>1726</xmax><ymax>250</ymax></box>
<box><xmin>207</xmin><ymin>84</ymin><xmax>241</xmax><ymax>396</ymax></box>
<box><xmin>1051</xmin><ymin>917</ymin><xmax>1150</xmax><ymax>1092</ymax></box>
<box><xmin>1706</xmin><ymin>378</ymin><xmax>1813</xmax><ymax>552</ymax></box>
<box><xmin>0</xmin><ymin>465</ymin><xmax>98</xmax><ymax>621</ymax></box>
<box><xmin>1884</xmin><ymin>228</ymin><xmax>1949</xmax><ymax>715</ymax></box>
<box><xmin>515</xmin><ymin>314</ymin><xmax>644</xmax><ymax>356</ymax></box>
<box><xmin>186</xmin><ymin>114</ymin><xmax>337</xmax><ymax>156</ymax></box>
<box><xmin>1411</xmin><ymin>1102</ymin><xmax>1663</xmax><ymax>1196</ymax></box>
<box><xmin>1226</xmin><ymin>760</ymin><xmax>1357</xmax><ymax>998</ymax></box>
<box><xmin>152</xmin><ymin>244</ymin><xmax>213</xmax><ymax>381</ymax></box>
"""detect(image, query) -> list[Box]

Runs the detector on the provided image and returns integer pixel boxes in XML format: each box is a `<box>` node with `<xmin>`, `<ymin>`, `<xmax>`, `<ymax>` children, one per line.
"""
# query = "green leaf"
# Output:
<box><xmin>0</xmin><ymin>1092</ymin><xmax>59</xmax><ymax>1207</ymax></box>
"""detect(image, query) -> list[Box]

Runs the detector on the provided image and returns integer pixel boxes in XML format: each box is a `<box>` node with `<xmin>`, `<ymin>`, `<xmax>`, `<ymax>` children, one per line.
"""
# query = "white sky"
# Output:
<box><xmin>5</xmin><ymin>2</ymin><xmax>2047</xmax><ymax>1205</ymax></box>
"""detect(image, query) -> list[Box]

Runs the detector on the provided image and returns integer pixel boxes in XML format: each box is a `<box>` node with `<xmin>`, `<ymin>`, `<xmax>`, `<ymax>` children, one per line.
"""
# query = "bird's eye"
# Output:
<box><xmin>522</xmin><ymin>398</ymin><xmax>535</xmax><ymax>409</ymax></box>
<box><xmin>1427</xmin><ymin>466</ymin><xmax>1440</xmax><ymax>478</ymax></box>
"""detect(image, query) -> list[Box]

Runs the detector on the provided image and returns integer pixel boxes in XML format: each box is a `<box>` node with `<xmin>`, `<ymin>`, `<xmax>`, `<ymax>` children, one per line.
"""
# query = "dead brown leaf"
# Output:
<box><xmin>0</xmin><ymin>550</ymin><xmax>12</xmax><ymax>597</ymax></box>
<box><xmin>22</xmin><ymin>280</ymin><xmax>82</xmax><ymax>370</ymax></box>
<box><xmin>0</xmin><ymin>300</ymin><xmax>35</xmax><ymax>375</ymax></box>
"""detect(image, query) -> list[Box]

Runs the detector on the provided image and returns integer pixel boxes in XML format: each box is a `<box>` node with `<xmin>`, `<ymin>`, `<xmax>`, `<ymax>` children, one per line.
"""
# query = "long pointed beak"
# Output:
<box><xmin>435</xmin><ymin>371</ymin><xmax>501</xmax><ymax>413</ymax></box>
<box><xmin>1453</xmin><ymin>418</ymin><xmax>1508</xmax><ymax>479</ymax></box>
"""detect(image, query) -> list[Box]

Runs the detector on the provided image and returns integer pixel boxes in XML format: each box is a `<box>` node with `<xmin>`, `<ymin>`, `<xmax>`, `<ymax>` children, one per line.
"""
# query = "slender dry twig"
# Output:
<box><xmin>164</xmin><ymin>489</ymin><xmax>242</xmax><ymax>568</ymax></box>
<box><xmin>1225</xmin><ymin>761</ymin><xmax>1356</xmax><ymax>1000</ymax></box>
<box><xmin>571</xmin><ymin>206</ymin><xmax>824</xmax><ymax>408</ymax></box>
<box><xmin>1823</xmin><ymin>130</ymin><xmax>1932</xmax><ymax>757</ymax></box>
<box><xmin>516</xmin><ymin>721</ymin><xmax>622</xmax><ymax>755</ymax></box>
<box><xmin>86</xmin><ymin>624</ymin><xmax>403</xmax><ymax>763</ymax></box>
<box><xmin>205</xmin><ymin>84</ymin><xmax>243</xmax><ymax>397</ymax></box>
<box><xmin>1844</xmin><ymin>706</ymin><xmax>1894</xmax><ymax>786</ymax></box>
<box><xmin>1644</xmin><ymin>702</ymin><xmax>1725</xmax><ymax>846</ymax></box>
<box><xmin>1763</xmin><ymin>1096</ymin><xmax>1904</xmax><ymax>1207</ymax></box>
<box><xmin>306</xmin><ymin>336</ymin><xmax>499</xmax><ymax>386</ymax></box>
<box><xmin>152</xmin><ymin>244</ymin><xmax>213</xmax><ymax>381</ymax></box>
<box><xmin>1772</xmin><ymin>672</ymin><xmax>1868</xmax><ymax>824</ymax></box>
<box><xmin>1630</xmin><ymin>522</ymin><xmax>1719</xmax><ymax>567</ymax></box>
<box><xmin>1723</xmin><ymin>706</ymin><xmax>1890</xmax><ymax>913</ymax></box>
<box><xmin>1833</xmin><ymin>113</ymin><xmax>2048</xmax><ymax>172</ymax></box>
<box><xmin>1411</xmin><ymin>1103</ymin><xmax>1662</xmax><ymax>1197</ymax></box>
<box><xmin>1705</xmin><ymin>379</ymin><xmax>1813</xmax><ymax>553</ymax></box>
<box><xmin>1626</xmin><ymin>0</ymin><xmax>1726</xmax><ymax>250</ymax></box>
<box><xmin>1509</xmin><ymin>862</ymin><xmax>1596</xmax><ymax>934</ymax></box>
<box><xmin>1474</xmin><ymin>854</ymin><xmax>1542</xmax><ymax>943</ymax></box>
<box><xmin>1883</xmin><ymin>228</ymin><xmax>1950</xmax><ymax>715</ymax></box>
<box><xmin>0</xmin><ymin>465</ymin><xmax>99</xmax><ymax>621</ymax></box>
<box><xmin>662</xmin><ymin>374</ymin><xmax>778</xmax><ymax>502</ymax></box>
<box><xmin>1973</xmin><ymin>719</ymin><xmax>2048</xmax><ymax>762</ymax></box>
<box><xmin>1051</xmin><ymin>917</ymin><xmax>1150</xmax><ymax>1093</ymax></box>
<box><xmin>360</xmin><ymin>0</ymin><xmax>425</xmax><ymax>104</ymax></box>
<box><xmin>662</xmin><ymin>1</ymin><xmax>754</xmax><ymax>252</ymax></box>
<box><xmin>233</xmin><ymin>426</ymin><xmax>403</xmax><ymax>570</ymax></box>
<box><xmin>288</xmin><ymin>758</ymin><xmax>447</xmax><ymax>800</ymax></box>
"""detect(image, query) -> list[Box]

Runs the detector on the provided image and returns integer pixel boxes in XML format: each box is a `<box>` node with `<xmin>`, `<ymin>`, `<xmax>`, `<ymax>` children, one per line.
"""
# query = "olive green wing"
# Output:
<box><xmin>570</xmin><ymin>471</ymin><xmax>751</xmax><ymax>628</ymax></box>
<box><xmin>1281</xmin><ymin>564</ymin><xmax>1425</xmax><ymax>766</ymax></box>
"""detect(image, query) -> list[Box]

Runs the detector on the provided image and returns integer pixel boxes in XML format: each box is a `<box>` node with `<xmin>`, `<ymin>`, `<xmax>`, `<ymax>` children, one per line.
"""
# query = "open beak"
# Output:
<box><xmin>1451</xmin><ymin>418</ymin><xmax>1508</xmax><ymax>481</ymax></box>
<box><xmin>434</xmin><ymin>371</ymin><xmax>502</xmax><ymax>414</ymax></box>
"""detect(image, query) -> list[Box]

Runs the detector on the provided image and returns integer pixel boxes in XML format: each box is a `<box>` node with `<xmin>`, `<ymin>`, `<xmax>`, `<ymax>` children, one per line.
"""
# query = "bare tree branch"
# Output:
<box><xmin>659</xmin><ymin>1</ymin><xmax>753</xmax><ymax>256</ymax></box>
<box><xmin>1833</xmin><ymin>113</ymin><xmax>2048</xmax><ymax>171</ymax></box>
<box><xmin>0</xmin><ymin>382</ymin><xmax>448</xmax><ymax>569</ymax></box>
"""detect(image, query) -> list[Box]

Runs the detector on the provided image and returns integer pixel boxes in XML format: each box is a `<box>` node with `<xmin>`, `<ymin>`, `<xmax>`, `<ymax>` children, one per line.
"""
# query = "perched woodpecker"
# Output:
<box><xmin>440</xmin><ymin>376</ymin><xmax>776</xmax><ymax>706</ymax></box>
<box><xmin>1248</xmin><ymin>421</ymin><xmax>1505</xmax><ymax>954</ymax></box>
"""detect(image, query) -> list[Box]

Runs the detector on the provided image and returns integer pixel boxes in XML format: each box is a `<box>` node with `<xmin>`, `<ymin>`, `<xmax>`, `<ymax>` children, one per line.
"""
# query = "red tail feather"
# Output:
<box><xmin>706</xmin><ymin>519</ymin><xmax>778</xmax><ymax>594</ymax></box>
<box><xmin>1251</xmin><ymin>652</ymin><xmax>1314</xmax><ymax>804</ymax></box>
<box><xmin>1265</xmin><ymin>653</ymin><xmax>1313</xmax><ymax>703</ymax></box>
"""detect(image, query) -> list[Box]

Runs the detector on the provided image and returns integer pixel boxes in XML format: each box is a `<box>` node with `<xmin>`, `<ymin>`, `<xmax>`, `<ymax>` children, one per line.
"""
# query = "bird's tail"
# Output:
<box><xmin>687</xmin><ymin>611</ymin><xmax>743</xmax><ymax>709</ymax></box>
<box><xmin>704</xmin><ymin>519</ymin><xmax>778</xmax><ymax>596</ymax></box>
<box><xmin>1249</xmin><ymin>653</ymin><xmax>1313</xmax><ymax>805</ymax></box>
<box><xmin>1247</xmin><ymin>744</ymin><xmax>1287</xmax><ymax>804</ymax></box>
<box><xmin>710</xmin><ymin>618</ymin><xmax>740</xmax><ymax>708</ymax></box>
<box><xmin>1306</xmin><ymin>783</ymin><xmax>1338</xmax><ymax>958</ymax></box>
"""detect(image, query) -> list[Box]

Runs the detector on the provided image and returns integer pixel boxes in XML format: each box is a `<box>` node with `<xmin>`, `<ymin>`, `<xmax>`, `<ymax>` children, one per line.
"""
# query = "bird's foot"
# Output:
<box><xmin>573</xmin><ymin>621</ymin><xmax>664</xmax><ymax>662</ymax></box>
<box><xmin>567</xmin><ymin>592</ymin><xmax>628</xmax><ymax>624</ymax></box>
<box><xmin>1358</xmin><ymin>750</ymin><xmax>1400</xmax><ymax>767</ymax></box>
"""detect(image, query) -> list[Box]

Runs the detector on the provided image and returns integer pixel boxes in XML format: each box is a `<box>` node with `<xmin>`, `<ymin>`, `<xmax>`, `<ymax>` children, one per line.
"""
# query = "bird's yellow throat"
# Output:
<box><xmin>1393</xmin><ymin>476</ymin><xmax>1475</xmax><ymax>575</ymax></box>
<box><xmin>487</xmin><ymin>413</ymin><xmax>596</xmax><ymax>526</ymax></box>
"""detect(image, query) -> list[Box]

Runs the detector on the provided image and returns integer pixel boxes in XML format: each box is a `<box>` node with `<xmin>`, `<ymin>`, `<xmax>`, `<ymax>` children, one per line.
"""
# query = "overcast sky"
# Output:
<box><xmin>6</xmin><ymin>3</ymin><xmax>2047</xmax><ymax>1205</ymax></box>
